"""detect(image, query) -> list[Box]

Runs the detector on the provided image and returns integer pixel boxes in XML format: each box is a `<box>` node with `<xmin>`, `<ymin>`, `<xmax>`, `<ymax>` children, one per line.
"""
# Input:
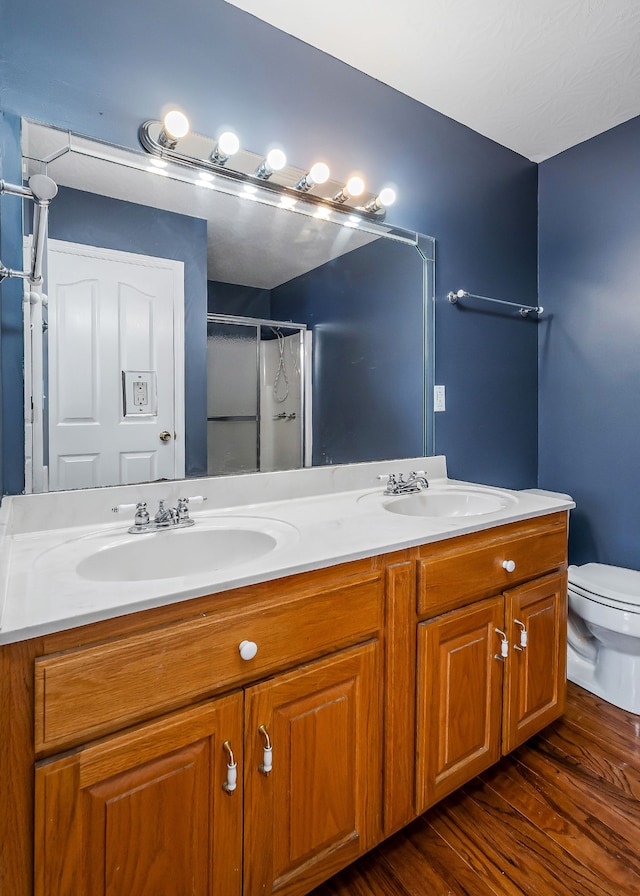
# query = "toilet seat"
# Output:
<box><xmin>568</xmin><ymin>563</ymin><xmax>640</xmax><ymax>612</ymax></box>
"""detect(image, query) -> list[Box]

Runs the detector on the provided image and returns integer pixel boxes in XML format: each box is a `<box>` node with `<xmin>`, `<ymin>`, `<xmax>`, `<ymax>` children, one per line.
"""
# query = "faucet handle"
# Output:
<box><xmin>134</xmin><ymin>502</ymin><xmax>150</xmax><ymax>526</ymax></box>
<box><xmin>176</xmin><ymin>495</ymin><xmax>207</xmax><ymax>521</ymax></box>
<box><xmin>112</xmin><ymin>501</ymin><xmax>149</xmax><ymax>528</ymax></box>
<box><xmin>111</xmin><ymin>502</ymin><xmax>139</xmax><ymax>514</ymax></box>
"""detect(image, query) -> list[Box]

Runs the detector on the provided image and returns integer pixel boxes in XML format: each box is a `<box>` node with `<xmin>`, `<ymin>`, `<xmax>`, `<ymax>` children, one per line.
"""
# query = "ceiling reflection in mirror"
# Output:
<box><xmin>21</xmin><ymin>119</ymin><xmax>435</xmax><ymax>493</ymax></box>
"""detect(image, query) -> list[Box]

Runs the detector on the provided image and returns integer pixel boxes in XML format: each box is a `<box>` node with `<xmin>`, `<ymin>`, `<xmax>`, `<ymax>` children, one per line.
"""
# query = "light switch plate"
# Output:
<box><xmin>434</xmin><ymin>385</ymin><xmax>446</xmax><ymax>412</ymax></box>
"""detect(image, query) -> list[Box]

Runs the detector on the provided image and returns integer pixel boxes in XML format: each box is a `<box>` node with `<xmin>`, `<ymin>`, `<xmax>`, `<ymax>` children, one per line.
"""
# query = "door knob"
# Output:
<box><xmin>159</xmin><ymin>430</ymin><xmax>172</xmax><ymax>442</ymax></box>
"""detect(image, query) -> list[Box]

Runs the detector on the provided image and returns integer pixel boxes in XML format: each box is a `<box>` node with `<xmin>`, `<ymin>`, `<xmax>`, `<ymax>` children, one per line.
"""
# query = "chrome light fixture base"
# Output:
<box><xmin>139</xmin><ymin>119</ymin><xmax>390</xmax><ymax>223</ymax></box>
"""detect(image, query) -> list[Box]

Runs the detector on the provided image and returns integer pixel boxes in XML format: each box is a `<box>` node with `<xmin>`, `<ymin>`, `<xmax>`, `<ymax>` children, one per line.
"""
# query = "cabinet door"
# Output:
<box><xmin>503</xmin><ymin>571</ymin><xmax>567</xmax><ymax>752</ymax></box>
<box><xmin>243</xmin><ymin>641</ymin><xmax>381</xmax><ymax>896</ymax></box>
<box><xmin>35</xmin><ymin>693</ymin><xmax>243</xmax><ymax>896</ymax></box>
<box><xmin>416</xmin><ymin>596</ymin><xmax>504</xmax><ymax>813</ymax></box>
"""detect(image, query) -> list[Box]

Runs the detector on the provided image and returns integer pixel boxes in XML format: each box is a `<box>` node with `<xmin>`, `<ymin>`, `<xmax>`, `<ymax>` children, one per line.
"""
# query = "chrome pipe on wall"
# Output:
<box><xmin>0</xmin><ymin>174</ymin><xmax>58</xmax><ymax>285</ymax></box>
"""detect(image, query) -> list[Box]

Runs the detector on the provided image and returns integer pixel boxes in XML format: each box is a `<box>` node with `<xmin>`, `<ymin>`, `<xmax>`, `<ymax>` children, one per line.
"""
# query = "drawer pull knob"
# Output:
<box><xmin>258</xmin><ymin>724</ymin><xmax>273</xmax><ymax>776</ymax></box>
<box><xmin>494</xmin><ymin>627</ymin><xmax>509</xmax><ymax>661</ymax></box>
<box><xmin>514</xmin><ymin>619</ymin><xmax>528</xmax><ymax>650</ymax></box>
<box><xmin>239</xmin><ymin>640</ymin><xmax>258</xmax><ymax>661</ymax></box>
<box><xmin>502</xmin><ymin>559</ymin><xmax>516</xmax><ymax>573</ymax></box>
<box><xmin>222</xmin><ymin>740</ymin><xmax>238</xmax><ymax>794</ymax></box>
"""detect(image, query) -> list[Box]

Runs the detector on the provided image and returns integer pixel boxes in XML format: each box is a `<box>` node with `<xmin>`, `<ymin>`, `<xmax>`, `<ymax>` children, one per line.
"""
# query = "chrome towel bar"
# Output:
<box><xmin>448</xmin><ymin>289</ymin><xmax>543</xmax><ymax>317</ymax></box>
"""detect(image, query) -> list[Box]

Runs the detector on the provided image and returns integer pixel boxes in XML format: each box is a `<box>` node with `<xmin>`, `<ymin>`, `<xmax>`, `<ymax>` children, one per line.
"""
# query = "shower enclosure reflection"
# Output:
<box><xmin>206</xmin><ymin>316</ymin><xmax>309</xmax><ymax>475</ymax></box>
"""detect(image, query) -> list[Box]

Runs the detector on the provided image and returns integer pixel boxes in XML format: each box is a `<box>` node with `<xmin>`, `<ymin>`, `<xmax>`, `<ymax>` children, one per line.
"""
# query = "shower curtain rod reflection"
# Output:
<box><xmin>207</xmin><ymin>312</ymin><xmax>307</xmax><ymax>330</ymax></box>
<box><xmin>447</xmin><ymin>289</ymin><xmax>543</xmax><ymax>318</ymax></box>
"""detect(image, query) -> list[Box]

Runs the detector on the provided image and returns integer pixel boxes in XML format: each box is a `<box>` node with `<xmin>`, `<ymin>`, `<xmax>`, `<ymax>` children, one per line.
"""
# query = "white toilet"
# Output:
<box><xmin>568</xmin><ymin>563</ymin><xmax>640</xmax><ymax>714</ymax></box>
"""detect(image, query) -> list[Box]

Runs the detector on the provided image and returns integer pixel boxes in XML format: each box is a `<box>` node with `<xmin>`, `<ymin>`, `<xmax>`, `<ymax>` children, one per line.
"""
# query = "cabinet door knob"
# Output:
<box><xmin>239</xmin><ymin>640</ymin><xmax>258</xmax><ymax>661</ymax></box>
<box><xmin>502</xmin><ymin>559</ymin><xmax>516</xmax><ymax>573</ymax></box>
<box><xmin>494</xmin><ymin>627</ymin><xmax>509</xmax><ymax>661</ymax></box>
<box><xmin>514</xmin><ymin>619</ymin><xmax>528</xmax><ymax>650</ymax></box>
<box><xmin>159</xmin><ymin>430</ymin><xmax>172</xmax><ymax>442</ymax></box>
<box><xmin>258</xmin><ymin>724</ymin><xmax>273</xmax><ymax>776</ymax></box>
<box><xmin>222</xmin><ymin>740</ymin><xmax>238</xmax><ymax>794</ymax></box>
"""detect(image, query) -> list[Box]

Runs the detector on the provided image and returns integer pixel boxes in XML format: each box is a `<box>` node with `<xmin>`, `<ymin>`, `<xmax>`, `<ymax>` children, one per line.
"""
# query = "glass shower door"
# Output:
<box><xmin>206</xmin><ymin>320</ymin><xmax>259</xmax><ymax>475</ymax></box>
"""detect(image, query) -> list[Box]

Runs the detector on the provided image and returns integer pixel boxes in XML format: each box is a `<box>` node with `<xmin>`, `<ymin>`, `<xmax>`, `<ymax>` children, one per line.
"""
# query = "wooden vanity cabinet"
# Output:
<box><xmin>34</xmin><ymin>641</ymin><xmax>381</xmax><ymax>896</ymax></box>
<box><xmin>0</xmin><ymin>512</ymin><xmax>569</xmax><ymax>896</ymax></box>
<box><xmin>244</xmin><ymin>641</ymin><xmax>381</xmax><ymax>896</ymax></box>
<box><xmin>502</xmin><ymin>572</ymin><xmax>567</xmax><ymax>751</ymax></box>
<box><xmin>30</xmin><ymin>561</ymin><xmax>383</xmax><ymax>896</ymax></box>
<box><xmin>415</xmin><ymin>515</ymin><xmax>568</xmax><ymax>813</ymax></box>
<box><xmin>35</xmin><ymin>693</ymin><xmax>244</xmax><ymax>896</ymax></box>
<box><xmin>415</xmin><ymin>595</ymin><xmax>504</xmax><ymax>810</ymax></box>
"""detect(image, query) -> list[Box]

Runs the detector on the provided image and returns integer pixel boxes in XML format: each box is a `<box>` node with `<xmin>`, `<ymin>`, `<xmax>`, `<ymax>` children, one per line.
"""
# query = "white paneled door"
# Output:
<box><xmin>46</xmin><ymin>241</ymin><xmax>185</xmax><ymax>491</ymax></box>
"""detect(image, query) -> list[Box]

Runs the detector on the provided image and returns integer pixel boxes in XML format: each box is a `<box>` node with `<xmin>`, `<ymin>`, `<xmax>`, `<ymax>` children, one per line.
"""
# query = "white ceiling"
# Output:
<box><xmin>225</xmin><ymin>0</ymin><xmax>640</xmax><ymax>162</ymax></box>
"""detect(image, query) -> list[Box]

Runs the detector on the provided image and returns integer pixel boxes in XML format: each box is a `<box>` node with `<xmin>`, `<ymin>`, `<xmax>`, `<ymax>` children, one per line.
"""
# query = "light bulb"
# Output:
<box><xmin>334</xmin><ymin>174</ymin><xmax>366</xmax><ymax>203</ymax></box>
<box><xmin>210</xmin><ymin>130</ymin><xmax>241</xmax><ymax>166</ymax></box>
<box><xmin>345</xmin><ymin>176</ymin><xmax>365</xmax><ymax>198</ymax></box>
<box><xmin>218</xmin><ymin>131</ymin><xmax>240</xmax><ymax>157</ymax></box>
<box><xmin>266</xmin><ymin>148</ymin><xmax>287</xmax><ymax>172</ymax></box>
<box><xmin>158</xmin><ymin>110</ymin><xmax>190</xmax><ymax>149</ymax></box>
<box><xmin>163</xmin><ymin>110</ymin><xmax>189</xmax><ymax>140</ymax></box>
<box><xmin>294</xmin><ymin>161</ymin><xmax>331</xmax><ymax>192</ymax></box>
<box><xmin>309</xmin><ymin>162</ymin><xmax>330</xmax><ymax>185</ymax></box>
<box><xmin>378</xmin><ymin>187</ymin><xmax>396</xmax><ymax>207</ymax></box>
<box><xmin>255</xmin><ymin>147</ymin><xmax>288</xmax><ymax>179</ymax></box>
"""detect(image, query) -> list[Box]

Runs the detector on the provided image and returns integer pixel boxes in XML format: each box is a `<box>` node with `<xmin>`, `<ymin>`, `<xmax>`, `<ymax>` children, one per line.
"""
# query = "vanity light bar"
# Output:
<box><xmin>139</xmin><ymin>115</ymin><xmax>396</xmax><ymax>222</ymax></box>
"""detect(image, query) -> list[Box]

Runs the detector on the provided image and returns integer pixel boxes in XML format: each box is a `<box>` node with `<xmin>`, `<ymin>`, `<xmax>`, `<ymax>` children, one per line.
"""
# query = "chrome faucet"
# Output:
<box><xmin>378</xmin><ymin>471</ymin><xmax>430</xmax><ymax>496</ymax></box>
<box><xmin>112</xmin><ymin>496</ymin><xmax>207</xmax><ymax>533</ymax></box>
<box><xmin>154</xmin><ymin>499</ymin><xmax>177</xmax><ymax>526</ymax></box>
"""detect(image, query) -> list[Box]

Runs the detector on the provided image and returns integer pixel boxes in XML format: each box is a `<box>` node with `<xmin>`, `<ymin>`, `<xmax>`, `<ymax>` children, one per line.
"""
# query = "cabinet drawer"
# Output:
<box><xmin>35</xmin><ymin>571</ymin><xmax>383</xmax><ymax>753</ymax></box>
<box><xmin>417</xmin><ymin>513</ymin><xmax>567</xmax><ymax>617</ymax></box>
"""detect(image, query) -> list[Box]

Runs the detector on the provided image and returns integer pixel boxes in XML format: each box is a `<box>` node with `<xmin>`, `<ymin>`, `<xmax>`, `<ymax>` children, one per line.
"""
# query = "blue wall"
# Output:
<box><xmin>538</xmin><ymin>116</ymin><xmax>640</xmax><ymax>568</ymax></box>
<box><xmin>273</xmin><ymin>239</ymin><xmax>425</xmax><ymax>465</ymax></box>
<box><xmin>208</xmin><ymin>282</ymin><xmax>272</xmax><ymax>319</ymax></box>
<box><xmin>0</xmin><ymin>0</ymin><xmax>539</xmax><ymax>494</ymax></box>
<box><xmin>0</xmin><ymin>112</ymin><xmax>23</xmax><ymax>496</ymax></box>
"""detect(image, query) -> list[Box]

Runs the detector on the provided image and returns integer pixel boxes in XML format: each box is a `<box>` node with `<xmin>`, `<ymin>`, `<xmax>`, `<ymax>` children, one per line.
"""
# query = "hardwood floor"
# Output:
<box><xmin>311</xmin><ymin>683</ymin><xmax>640</xmax><ymax>895</ymax></box>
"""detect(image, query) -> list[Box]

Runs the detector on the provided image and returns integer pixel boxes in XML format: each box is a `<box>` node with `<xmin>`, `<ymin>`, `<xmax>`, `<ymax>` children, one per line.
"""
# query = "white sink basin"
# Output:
<box><xmin>383</xmin><ymin>488</ymin><xmax>517</xmax><ymax>518</ymax></box>
<box><xmin>36</xmin><ymin>517</ymin><xmax>299</xmax><ymax>584</ymax></box>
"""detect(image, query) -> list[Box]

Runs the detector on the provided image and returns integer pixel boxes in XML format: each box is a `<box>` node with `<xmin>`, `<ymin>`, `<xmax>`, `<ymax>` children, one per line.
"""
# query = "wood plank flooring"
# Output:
<box><xmin>311</xmin><ymin>684</ymin><xmax>640</xmax><ymax>895</ymax></box>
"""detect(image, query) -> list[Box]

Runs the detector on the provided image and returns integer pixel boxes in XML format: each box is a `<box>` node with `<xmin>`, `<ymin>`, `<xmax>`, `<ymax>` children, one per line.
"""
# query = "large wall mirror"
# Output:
<box><xmin>21</xmin><ymin>119</ymin><xmax>435</xmax><ymax>493</ymax></box>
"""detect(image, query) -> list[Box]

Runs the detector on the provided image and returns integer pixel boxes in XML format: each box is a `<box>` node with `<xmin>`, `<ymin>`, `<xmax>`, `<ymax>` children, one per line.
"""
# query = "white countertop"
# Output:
<box><xmin>0</xmin><ymin>456</ymin><xmax>574</xmax><ymax>644</ymax></box>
